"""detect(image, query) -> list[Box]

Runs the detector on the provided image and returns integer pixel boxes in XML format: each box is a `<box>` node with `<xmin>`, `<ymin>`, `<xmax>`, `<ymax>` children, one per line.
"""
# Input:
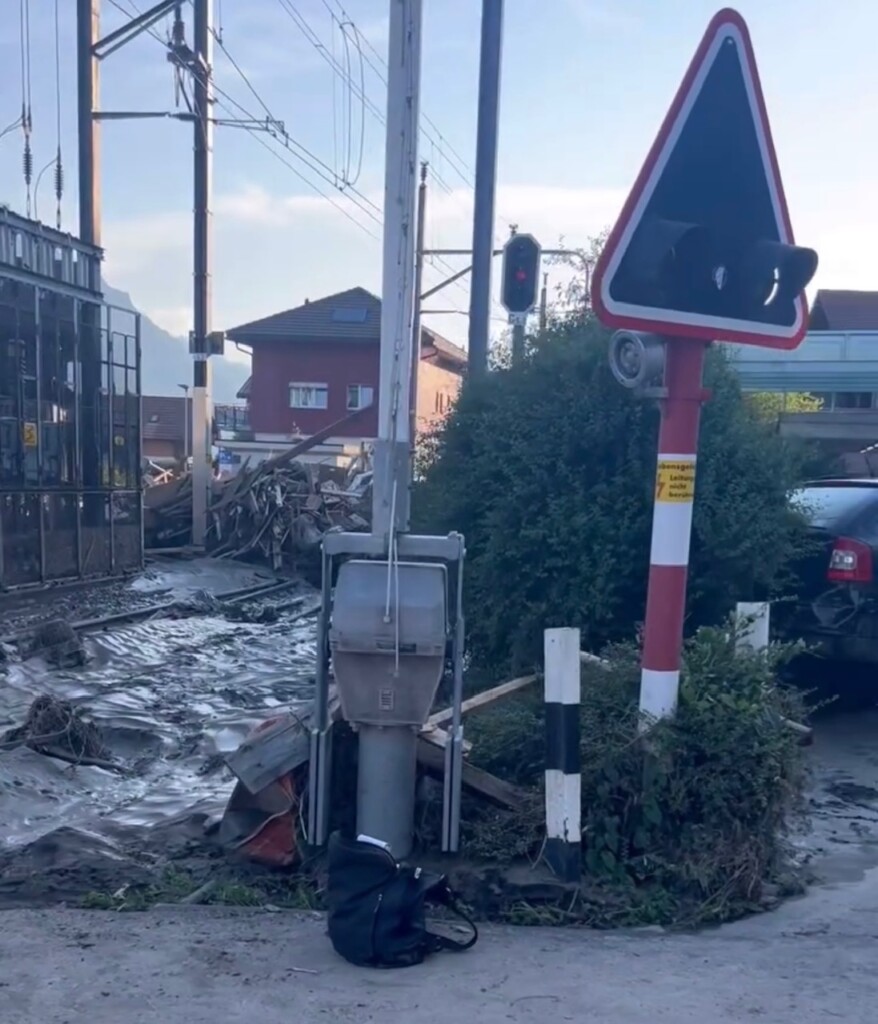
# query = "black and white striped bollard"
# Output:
<box><xmin>544</xmin><ymin>627</ymin><xmax>581</xmax><ymax>882</ymax></box>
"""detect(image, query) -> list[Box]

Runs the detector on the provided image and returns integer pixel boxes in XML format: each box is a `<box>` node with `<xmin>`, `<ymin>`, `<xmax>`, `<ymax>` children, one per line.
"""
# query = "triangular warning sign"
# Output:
<box><xmin>592</xmin><ymin>8</ymin><xmax>817</xmax><ymax>351</ymax></box>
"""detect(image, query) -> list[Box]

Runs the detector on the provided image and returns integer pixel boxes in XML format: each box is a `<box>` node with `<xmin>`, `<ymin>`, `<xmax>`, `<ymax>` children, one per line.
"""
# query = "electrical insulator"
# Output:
<box><xmin>54</xmin><ymin>150</ymin><xmax>64</xmax><ymax>201</ymax></box>
<box><xmin>23</xmin><ymin>141</ymin><xmax>32</xmax><ymax>185</ymax></box>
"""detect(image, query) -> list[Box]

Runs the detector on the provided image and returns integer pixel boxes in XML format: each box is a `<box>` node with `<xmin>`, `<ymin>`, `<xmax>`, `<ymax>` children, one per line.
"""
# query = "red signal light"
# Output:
<box><xmin>515</xmin><ymin>269</ymin><xmax>527</xmax><ymax>282</ymax></box>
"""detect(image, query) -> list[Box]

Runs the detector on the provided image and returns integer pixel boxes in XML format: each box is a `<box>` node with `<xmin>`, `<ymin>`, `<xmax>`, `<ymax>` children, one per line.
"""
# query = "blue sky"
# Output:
<box><xmin>0</xmin><ymin>0</ymin><xmax>875</xmax><ymax>374</ymax></box>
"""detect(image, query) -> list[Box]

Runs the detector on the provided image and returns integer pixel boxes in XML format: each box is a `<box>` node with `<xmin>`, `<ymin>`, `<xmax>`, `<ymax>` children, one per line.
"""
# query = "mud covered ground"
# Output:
<box><xmin>0</xmin><ymin>558</ymin><xmax>319</xmax><ymax>905</ymax></box>
<box><xmin>3</xmin><ymin>562</ymin><xmax>878</xmax><ymax>918</ymax></box>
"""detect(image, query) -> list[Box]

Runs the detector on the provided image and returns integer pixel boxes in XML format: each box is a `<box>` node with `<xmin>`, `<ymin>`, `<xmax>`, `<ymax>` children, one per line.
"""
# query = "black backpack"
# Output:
<box><xmin>326</xmin><ymin>832</ymin><xmax>478</xmax><ymax>968</ymax></box>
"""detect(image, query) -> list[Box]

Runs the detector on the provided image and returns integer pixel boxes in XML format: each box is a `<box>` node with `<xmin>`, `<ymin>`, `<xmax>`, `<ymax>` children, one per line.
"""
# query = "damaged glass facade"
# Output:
<box><xmin>0</xmin><ymin>209</ymin><xmax>142</xmax><ymax>588</ymax></box>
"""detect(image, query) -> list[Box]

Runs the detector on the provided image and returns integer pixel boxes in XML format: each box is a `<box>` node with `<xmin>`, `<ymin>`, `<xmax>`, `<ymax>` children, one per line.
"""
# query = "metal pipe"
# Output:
<box><xmin>357</xmin><ymin>724</ymin><xmax>418</xmax><ymax>859</ymax></box>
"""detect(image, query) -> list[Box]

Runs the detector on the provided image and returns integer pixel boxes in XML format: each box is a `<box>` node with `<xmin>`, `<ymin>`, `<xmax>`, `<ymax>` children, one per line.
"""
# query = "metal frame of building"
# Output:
<box><xmin>725</xmin><ymin>332</ymin><xmax>878</xmax><ymax>392</ymax></box>
<box><xmin>0</xmin><ymin>207</ymin><xmax>143</xmax><ymax>589</ymax></box>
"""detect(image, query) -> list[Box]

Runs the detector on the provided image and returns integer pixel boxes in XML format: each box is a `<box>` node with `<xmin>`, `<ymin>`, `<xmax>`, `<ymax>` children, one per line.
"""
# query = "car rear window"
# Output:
<box><xmin>791</xmin><ymin>485</ymin><xmax>878</xmax><ymax>529</ymax></box>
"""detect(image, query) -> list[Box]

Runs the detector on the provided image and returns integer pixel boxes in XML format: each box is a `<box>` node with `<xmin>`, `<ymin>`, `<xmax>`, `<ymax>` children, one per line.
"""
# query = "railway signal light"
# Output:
<box><xmin>501</xmin><ymin>233</ymin><xmax>541</xmax><ymax>315</ymax></box>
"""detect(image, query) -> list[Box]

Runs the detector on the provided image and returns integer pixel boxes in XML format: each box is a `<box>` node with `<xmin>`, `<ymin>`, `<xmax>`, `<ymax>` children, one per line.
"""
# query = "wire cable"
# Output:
<box><xmin>211</xmin><ymin>93</ymin><xmax>382</xmax><ymax>242</ymax></box>
<box><xmin>211</xmin><ymin>31</ymin><xmax>381</xmax><ymax>216</ymax></box>
<box><xmin>115</xmin><ymin>1</ymin><xmax>384</xmax><ymax>237</ymax></box>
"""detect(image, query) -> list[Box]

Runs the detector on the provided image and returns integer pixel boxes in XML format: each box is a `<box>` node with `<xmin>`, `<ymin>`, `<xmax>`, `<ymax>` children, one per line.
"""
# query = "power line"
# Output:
<box><xmin>271</xmin><ymin>0</ymin><xmax>476</xmax><ymax>307</ymax></box>
<box><xmin>112</xmin><ymin>1</ymin><xmax>385</xmax><ymax>240</ymax></box>
<box><xmin>211</xmin><ymin>92</ymin><xmax>383</xmax><ymax>242</ymax></box>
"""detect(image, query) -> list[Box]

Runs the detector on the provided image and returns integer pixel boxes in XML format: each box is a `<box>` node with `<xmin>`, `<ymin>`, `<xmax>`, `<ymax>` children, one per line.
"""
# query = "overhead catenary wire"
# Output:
<box><xmin>211</xmin><ymin>30</ymin><xmax>378</xmax><ymax>213</ymax></box>
<box><xmin>114</xmin><ymin>0</ymin><xmax>384</xmax><ymax>241</ymax></box>
<box><xmin>315</xmin><ymin>0</ymin><xmax>503</xmax><ymax>315</ymax></box>
<box><xmin>101</xmin><ymin>0</ymin><xmax>469</xmax><ymax>315</ymax></box>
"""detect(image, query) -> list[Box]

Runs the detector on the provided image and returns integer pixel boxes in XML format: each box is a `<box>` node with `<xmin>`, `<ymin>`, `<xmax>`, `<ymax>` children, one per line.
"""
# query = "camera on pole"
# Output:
<box><xmin>501</xmin><ymin>233</ymin><xmax>541</xmax><ymax>315</ymax></box>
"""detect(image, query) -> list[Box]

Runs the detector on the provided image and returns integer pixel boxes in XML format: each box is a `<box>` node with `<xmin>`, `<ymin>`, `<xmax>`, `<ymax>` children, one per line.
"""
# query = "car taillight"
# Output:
<box><xmin>828</xmin><ymin>537</ymin><xmax>874</xmax><ymax>583</ymax></box>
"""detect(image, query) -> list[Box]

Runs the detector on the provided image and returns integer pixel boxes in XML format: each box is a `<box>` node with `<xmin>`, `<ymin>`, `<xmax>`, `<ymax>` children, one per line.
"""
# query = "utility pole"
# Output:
<box><xmin>190</xmin><ymin>0</ymin><xmax>214</xmax><ymax>548</ymax></box>
<box><xmin>76</xmin><ymin>0</ymin><xmax>101</xmax><ymax>249</ymax></box>
<box><xmin>467</xmin><ymin>0</ymin><xmax>504</xmax><ymax>376</ymax></box>
<box><xmin>76</xmin><ymin>0</ymin><xmax>103</xmax><ymax>514</ymax></box>
<box><xmin>409</xmin><ymin>161</ymin><xmax>428</xmax><ymax>446</ymax></box>
<box><xmin>357</xmin><ymin>0</ymin><xmax>423</xmax><ymax>857</ymax></box>
<box><xmin>371</xmin><ymin>0</ymin><xmax>421</xmax><ymax>544</ymax></box>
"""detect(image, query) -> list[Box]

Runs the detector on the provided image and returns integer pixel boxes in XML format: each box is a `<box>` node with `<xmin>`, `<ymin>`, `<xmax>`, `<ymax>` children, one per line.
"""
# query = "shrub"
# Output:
<box><xmin>462</xmin><ymin>624</ymin><xmax>808</xmax><ymax>926</ymax></box>
<box><xmin>413</xmin><ymin>319</ymin><xmax>813</xmax><ymax>676</ymax></box>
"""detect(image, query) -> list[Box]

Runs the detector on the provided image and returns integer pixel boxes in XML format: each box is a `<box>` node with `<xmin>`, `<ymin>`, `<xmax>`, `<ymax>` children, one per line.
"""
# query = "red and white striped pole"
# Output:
<box><xmin>639</xmin><ymin>336</ymin><xmax>710</xmax><ymax>722</ymax></box>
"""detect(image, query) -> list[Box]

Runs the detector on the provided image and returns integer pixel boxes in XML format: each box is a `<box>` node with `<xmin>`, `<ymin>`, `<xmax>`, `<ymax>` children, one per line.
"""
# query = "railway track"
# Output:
<box><xmin>0</xmin><ymin>578</ymin><xmax>313</xmax><ymax>648</ymax></box>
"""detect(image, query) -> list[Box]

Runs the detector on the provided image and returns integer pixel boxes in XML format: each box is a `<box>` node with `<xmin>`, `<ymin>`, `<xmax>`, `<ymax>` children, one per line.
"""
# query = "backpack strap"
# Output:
<box><xmin>424</xmin><ymin>880</ymin><xmax>479</xmax><ymax>953</ymax></box>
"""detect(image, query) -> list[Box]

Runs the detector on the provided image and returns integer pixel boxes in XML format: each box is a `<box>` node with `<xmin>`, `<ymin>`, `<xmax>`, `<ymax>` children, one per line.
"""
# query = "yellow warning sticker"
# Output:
<box><xmin>22</xmin><ymin>422</ymin><xmax>37</xmax><ymax>448</ymax></box>
<box><xmin>655</xmin><ymin>459</ymin><xmax>695</xmax><ymax>503</ymax></box>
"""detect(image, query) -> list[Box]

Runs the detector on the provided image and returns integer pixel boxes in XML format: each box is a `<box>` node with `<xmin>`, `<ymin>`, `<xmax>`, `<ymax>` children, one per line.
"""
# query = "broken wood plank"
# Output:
<box><xmin>419</xmin><ymin>724</ymin><xmax>472</xmax><ymax>755</ymax></box>
<box><xmin>416</xmin><ymin>736</ymin><xmax>527</xmax><ymax>810</ymax></box>
<box><xmin>427</xmin><ymin>674</ymin><xmax>539</xmax><ymax>731</ymax></box>
<box><xmin>580</xmin><ymin>650</ymin><xmax>610</xmax><ymax>669</ymax></box>
<box><xmin>224</xmin><ymin>689</ymin><xmax>340</xmax><ymax>794</ymax></box>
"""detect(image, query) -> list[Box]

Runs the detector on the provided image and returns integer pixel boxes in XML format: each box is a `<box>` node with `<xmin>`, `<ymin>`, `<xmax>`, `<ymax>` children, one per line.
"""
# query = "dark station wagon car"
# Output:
<box><xmin>785</xmin><ymin>479</ymin><xmax>878</xmax><ymax>664</ymax></box>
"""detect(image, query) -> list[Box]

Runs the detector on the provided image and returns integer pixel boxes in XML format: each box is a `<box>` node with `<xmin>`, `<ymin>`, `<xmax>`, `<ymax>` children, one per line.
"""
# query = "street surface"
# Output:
<box><xmin>2</xmin><ymin>886</ymin><xmax>876</xmax><ymax>1024</ymax></box>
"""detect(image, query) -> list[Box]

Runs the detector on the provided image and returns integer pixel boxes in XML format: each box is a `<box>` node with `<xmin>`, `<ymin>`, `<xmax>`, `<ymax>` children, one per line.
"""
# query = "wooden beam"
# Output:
<box><xmin>427</xmin><ymin>674</ymin><xmax>539</xmax><ymax>730</ymax></box>
<box><xmin>416</xmin><ymin>736</ymin><xmax>526</xmax><ymax>809</ymax></box>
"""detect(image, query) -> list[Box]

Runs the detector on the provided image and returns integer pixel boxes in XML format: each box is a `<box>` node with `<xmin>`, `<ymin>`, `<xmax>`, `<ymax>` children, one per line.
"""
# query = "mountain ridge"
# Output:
<box><xmin>102</xmin><ymin>282</ymin><xmax>248</xmax><ymax>404</ymax></box>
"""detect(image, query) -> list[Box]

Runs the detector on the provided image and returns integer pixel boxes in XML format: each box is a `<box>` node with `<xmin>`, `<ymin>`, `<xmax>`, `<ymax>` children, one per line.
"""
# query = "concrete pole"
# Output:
<box><xmin>735</xmin><ymin>602</ymin><xmax>771</xmax><ymax>652</ymax></box>
<box><xmin>357</xmin><ymin>0</ymin><xmax>423</xmax><ymax>861</ymax></box>
<box><xmin>409</xmin><ymin>162</ymin><xmax>428</xmax><ymax>448</ymax></box>
<box><xmin>371</xmin><ymin>0</ymin><xmax>422</xmax><ymax>545</ymax></box>
<box><xmin>544</xmin><ymin>627</ymin><xmax>582</xmax><ymax>882</ymax></box>
<box><xmin>191</xmin><ymin>0</ymin><xmax>214</xmax><ymax>548</ymax></box>
<box><xmin>466</xmin><ymin>0</ymin><xmax>504</xmax><ymax>376</ymax></box>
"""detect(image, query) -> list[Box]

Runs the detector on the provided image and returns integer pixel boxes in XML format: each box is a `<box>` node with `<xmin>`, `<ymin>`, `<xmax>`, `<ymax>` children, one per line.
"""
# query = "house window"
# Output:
<box><xmin>347</xmin><ymin>384</ymin><xmax>374</xmax><ymax>410</ymax></box>
<box><xmin>289</xmin><ymin>382</ymin><xmax>328</xmax><ymax>409</ymax></box>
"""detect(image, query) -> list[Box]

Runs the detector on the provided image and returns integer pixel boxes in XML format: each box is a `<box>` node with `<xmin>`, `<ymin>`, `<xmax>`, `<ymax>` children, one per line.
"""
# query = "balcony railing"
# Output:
<box><xmin>214</xmin><ymin>403</ymin><xmax>250</xmax><ymax>433</ymax></box>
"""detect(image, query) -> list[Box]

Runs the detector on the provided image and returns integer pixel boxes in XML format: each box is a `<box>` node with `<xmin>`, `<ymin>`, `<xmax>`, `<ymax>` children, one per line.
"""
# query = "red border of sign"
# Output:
<box><xmin>591</xmin><ymin>8</ymin><xmax>809</xmax><ymax>351</ymax></box>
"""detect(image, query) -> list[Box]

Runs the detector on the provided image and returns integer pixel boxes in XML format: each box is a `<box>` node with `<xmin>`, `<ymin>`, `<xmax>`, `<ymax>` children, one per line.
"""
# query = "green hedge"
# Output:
<box><xmin>413</xmin><ymin>319</ymin><xmax>812</xmax><ymax>675</ymax></box>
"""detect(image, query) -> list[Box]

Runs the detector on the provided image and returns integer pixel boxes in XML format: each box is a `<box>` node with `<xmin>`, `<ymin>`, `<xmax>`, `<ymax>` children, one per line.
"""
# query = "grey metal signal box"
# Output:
<box><xmin>330</xmin><ymin>560</ymin><xmax>448</xmax><ymax>727</ymax></box>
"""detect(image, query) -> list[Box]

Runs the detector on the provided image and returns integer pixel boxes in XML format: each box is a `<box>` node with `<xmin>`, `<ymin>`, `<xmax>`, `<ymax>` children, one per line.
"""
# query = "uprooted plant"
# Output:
<box><xmin>457</xmin><ymin>623</ymin><xmax>809</xmax><ymax>928</ymax></box>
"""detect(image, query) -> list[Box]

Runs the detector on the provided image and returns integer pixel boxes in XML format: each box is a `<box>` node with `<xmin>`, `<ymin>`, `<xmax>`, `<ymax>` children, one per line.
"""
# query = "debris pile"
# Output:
<box><xmin>144</xmin><ymin>450</ymin><xmax>371</xmax><ymax>569</ymax></box>
<box><xmin>1</xmin><ymin>695</ymin><xmax>114</xmax><ymax>770</ymax></box>
<box><xmin>28</xmin><ymin>619</ymin><xmax>87</xmax><ymax>668</ymax></box>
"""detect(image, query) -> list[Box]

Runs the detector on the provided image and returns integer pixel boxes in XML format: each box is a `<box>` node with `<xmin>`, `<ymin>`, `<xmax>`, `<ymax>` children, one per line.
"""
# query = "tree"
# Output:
<box><xmin>748</xmin><ymin>391</ymin><xmax>824</xmax><ymax>422</ymax></box>
<box><xmin>413</xmin><ymin>315</ymin><xmax>812</xmax><ymax>676</ymax></box>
